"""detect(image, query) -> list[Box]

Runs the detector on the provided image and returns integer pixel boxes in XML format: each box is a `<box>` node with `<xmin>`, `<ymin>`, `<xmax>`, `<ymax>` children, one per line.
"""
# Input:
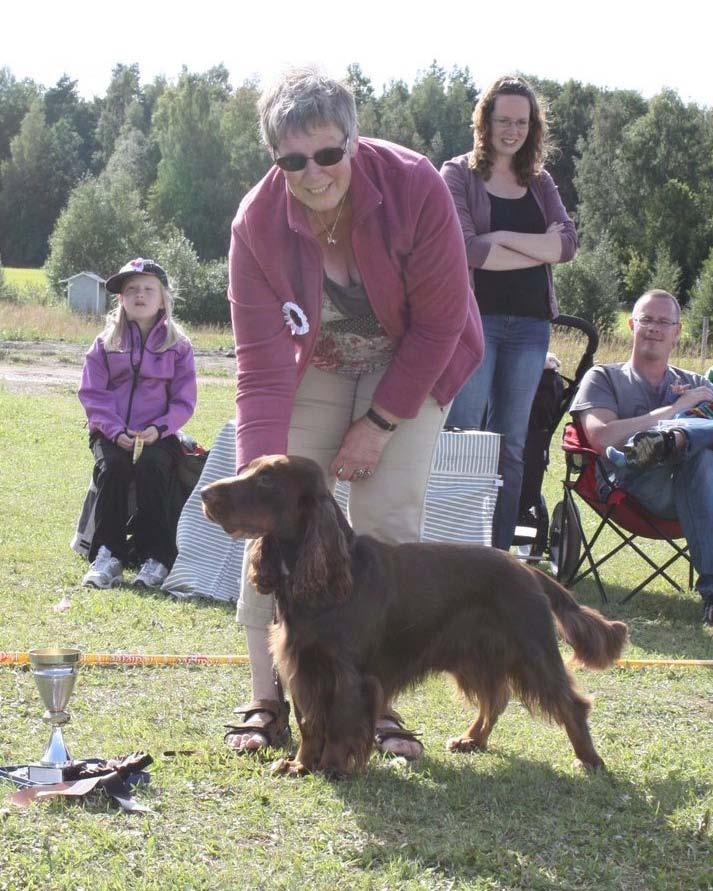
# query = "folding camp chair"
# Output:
<box><xmin>549</xmin><ymin>420</ymin><xmax>694</xmax><ymax>604</ymax></box>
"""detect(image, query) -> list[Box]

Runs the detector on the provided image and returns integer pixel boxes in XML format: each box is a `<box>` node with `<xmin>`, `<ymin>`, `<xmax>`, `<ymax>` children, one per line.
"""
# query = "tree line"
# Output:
<box><xmin>1</xmin><ymin>62</ymin><xmax>712</xmax><ymax>332</ymax></box>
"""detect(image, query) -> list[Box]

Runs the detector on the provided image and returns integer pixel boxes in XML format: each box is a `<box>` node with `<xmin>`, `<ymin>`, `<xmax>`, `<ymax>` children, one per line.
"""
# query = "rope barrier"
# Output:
<box><xmin>0</xmin><ymin>652</ymin><xmax>710</xmax><ymax>669</ymax></box>
<box><xmin>614</xmin><ymin>658</ymin><xmax>712</xmax><ymax>668</ymax></box>
<box><xmin>0</xmin><ymin>652</ymin><xmax>250</xmax><ymax>667</ymax></box>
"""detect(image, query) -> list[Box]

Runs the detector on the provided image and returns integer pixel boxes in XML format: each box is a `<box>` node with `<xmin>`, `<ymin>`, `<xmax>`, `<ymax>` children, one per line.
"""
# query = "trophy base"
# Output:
<box><xmin>27</xmin><ymin>761</ymin><xmax>86</xmax><ymax>784</ymax></box>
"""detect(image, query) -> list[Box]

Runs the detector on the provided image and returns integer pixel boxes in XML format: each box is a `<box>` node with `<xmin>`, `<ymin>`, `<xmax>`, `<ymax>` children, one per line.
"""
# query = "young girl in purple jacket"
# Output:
<box><xmin>78</xmin><ymin>258</ymin><xmax>197</xmax><ymax>589</ymax></box>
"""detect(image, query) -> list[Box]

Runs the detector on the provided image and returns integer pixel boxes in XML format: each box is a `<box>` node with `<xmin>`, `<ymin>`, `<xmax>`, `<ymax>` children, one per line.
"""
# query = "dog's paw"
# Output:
<box><xmin>271</xmin><ymin>757</ymin><xmax>310</xmax><ymax>777</ymax></box>
<box><xmin>319</xmin><ymin>765</ymin><xmax>351</xmax><ymax>781</ymax></box>
<box><xmin>447</xmin><ymin>736</ymin><xmax>487</xmax><ymax>754</ymax></box>
<box><xmin>574</xmin><ymin>756</ymin><xmax>607</xmax><ymax>773</ymax></box>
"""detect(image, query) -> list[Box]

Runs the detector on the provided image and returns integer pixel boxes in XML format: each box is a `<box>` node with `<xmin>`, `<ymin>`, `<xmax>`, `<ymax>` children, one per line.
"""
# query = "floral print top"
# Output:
<box><xmin>311</xmin><ymin>275</ymin><xmax>394</xmax><ymax>377</ymax></box>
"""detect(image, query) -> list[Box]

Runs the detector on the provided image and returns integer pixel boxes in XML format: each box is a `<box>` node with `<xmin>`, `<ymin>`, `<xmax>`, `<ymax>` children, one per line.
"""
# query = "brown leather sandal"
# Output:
<box><xmin>224</xmin><ymin>699</ymin><xmax>291</xmax><ymax>753</ymax></box>
<box><xmin>374</xmin><ymin>709</ymin><xmax>424</xmax><ymax>761</ymax></box>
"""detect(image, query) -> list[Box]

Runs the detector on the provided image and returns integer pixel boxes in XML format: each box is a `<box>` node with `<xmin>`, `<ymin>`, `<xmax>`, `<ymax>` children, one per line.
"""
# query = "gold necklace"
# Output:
<box><xmin>313</xmin><ymin>193</ymin><xmax>347</xmax><ymax>246</ymax></box>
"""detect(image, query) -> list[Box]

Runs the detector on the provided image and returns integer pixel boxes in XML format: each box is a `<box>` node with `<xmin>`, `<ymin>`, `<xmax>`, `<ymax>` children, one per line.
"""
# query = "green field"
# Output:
<box><xmin>2</xmin><ymin>266</ymin><xmax>52</xmax><ymax>308</ymax></box>
<box><xmin>0</xmin><ymin>372</ymin><xmax>711</xmax><ymax>890</ymax></box>
<box><xmin>5</xmin><ymin>267</ymin><xmax>48</xmax><ymax>288</ymax></box>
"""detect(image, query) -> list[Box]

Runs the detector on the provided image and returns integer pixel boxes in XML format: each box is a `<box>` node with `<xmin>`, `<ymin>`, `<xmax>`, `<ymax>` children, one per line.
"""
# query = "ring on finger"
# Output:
<box><xmin>336</xmin><ymin>464</ymin><xmax>345</xmax><ymax>478</ymax></box>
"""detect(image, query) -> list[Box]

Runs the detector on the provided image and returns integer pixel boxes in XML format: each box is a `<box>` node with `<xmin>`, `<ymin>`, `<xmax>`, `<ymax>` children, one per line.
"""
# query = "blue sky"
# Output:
<box><xmin>5</xmin><ymin>0</ymin><xmax>712</xmax><ymax>107</ymax></box>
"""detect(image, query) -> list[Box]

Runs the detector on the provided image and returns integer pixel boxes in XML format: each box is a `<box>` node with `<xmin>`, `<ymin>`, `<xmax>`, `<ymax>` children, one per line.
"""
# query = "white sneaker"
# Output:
<box><xmin>134</xmin><ymin>558</ymin><xmax>169</xmax><ymax>589</ymax></box>
<box><xmin>83</xmin><ymin>546</ymin><xmax>124</xmax><ymax>589</ymax></box>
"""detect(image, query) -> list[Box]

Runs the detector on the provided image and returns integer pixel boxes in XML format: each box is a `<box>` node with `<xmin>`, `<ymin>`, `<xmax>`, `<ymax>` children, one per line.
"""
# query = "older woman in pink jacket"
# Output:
<box><xmin>224</xmin><ymin>65</ymin><xmax>483</xmax><ymax>762</ymax></box>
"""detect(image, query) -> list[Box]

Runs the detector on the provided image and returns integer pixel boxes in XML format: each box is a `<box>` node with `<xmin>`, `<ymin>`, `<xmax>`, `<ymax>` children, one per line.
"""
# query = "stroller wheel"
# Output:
<box><xmin>549</xmin><ymin>499</ymin><xmax>581</xmax><ymax>584</ymax></box>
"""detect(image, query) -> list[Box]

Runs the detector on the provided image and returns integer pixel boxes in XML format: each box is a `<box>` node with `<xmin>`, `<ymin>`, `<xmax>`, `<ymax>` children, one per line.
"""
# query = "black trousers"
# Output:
<box><xmin>89</xmin><ymin>434</ymin><xmax>183</xmax><ymax>568</ymax></box>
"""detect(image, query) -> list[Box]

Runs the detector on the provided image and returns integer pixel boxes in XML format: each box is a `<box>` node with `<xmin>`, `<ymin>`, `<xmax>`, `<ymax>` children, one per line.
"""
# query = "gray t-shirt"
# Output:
<box><xmin>570</xmin><ymin>361</ymin><xmax>710</xmax><ymax>474</ymax></box>
<box><xmin>570</xmin><ymin>362</ymin><xmax>708</xmax><ymax>419</ymax></box>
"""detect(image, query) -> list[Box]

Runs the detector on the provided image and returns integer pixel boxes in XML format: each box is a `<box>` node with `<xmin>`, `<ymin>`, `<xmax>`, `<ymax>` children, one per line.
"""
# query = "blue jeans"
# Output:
<box><xmin>447</xmin><ymin>315</ymin><xmax>550</xmax><ymax>550</ymax></box>
<box><xmin>614</xmin><ymin>419</ymin><xmax>713</xmax><ymax>598</ymax></box>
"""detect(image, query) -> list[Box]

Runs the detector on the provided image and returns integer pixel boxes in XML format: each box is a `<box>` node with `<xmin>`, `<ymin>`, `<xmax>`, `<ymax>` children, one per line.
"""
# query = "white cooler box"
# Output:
<box><xmin>163</xmin><ymin>423</ymin><xmax>501</xmax><ymax>603</ymax></box>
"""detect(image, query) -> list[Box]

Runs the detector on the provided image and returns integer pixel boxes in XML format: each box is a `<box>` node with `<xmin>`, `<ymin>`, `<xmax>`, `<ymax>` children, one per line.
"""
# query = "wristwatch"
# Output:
<box><xmin>366</xmin><ymin>408</ymin><xmax>398</xmax><ymax>432</ymax></box>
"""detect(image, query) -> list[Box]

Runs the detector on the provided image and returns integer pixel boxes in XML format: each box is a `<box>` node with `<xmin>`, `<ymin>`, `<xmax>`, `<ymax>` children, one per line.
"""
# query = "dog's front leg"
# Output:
<box><xmin>272</xmin><ymin>729</ymin><xmax>325</xmax><ymax>776</ymax></box>
<box><xmin>272</xmin><ymin>697</ymin><xmax>326</xmax><ymax>777</ymax></box>
<box><xmin>317</xmin><ymin>740</ymin><xmax>359</xmax><ymax>778</ymax></box>
<box><xmin>317</xmin><ymin>674</ymin><xmax>380</xmax><ymax>776</ymax></box>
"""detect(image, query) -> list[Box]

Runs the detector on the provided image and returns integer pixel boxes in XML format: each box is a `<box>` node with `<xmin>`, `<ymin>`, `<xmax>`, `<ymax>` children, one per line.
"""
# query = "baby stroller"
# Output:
<box><xmin>511</xmin><ymin>314</ymin><xmax>599</xmax><ymax>563</ymax></box>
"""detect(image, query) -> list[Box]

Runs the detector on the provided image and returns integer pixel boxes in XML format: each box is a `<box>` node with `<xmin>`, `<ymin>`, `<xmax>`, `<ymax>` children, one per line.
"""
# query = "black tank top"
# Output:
<box><xmin>473</xmin><ymin>189</ymin><xmax>549</xmax><ymax>318</ymax></box>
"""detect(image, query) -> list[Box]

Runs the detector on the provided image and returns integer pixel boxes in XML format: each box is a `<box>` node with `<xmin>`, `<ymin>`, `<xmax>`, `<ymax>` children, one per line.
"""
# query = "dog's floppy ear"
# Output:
<box><xmin>248</xmin><ymin>535</ymin><xmax>284</xmax><ymax>598</ymax></box>
<box><xmin>290</xmin><ymin>495</ymin><xmax>352</xmax><ymax>606</ymax></box>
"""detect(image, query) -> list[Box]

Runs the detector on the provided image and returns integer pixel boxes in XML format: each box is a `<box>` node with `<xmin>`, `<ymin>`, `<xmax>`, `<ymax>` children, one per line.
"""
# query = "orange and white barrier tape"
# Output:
<box><xmin>614</xmin><ymin>658</ymin><xmax>711</xmax><ymax>668</ymax></box>
<box><xmin>0</xmin><ymin>652</ymin><xmax>249</xmax><ymax>667</ymax></box>
<box><xmin>0</xmin><ymin>652</ymin><xmax>709</xmax><ymax>669</ymax></box>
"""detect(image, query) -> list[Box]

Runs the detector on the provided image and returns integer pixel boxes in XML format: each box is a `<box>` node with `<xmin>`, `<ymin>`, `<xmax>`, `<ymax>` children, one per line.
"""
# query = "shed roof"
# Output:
<box><xmin>60</xmin><ymin>271</ymin><xmax>107</xmax><ymax>284</ymax></box>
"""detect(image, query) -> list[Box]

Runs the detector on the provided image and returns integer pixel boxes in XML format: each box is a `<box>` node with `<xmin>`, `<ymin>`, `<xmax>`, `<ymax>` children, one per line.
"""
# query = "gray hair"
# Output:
<box><xmin>633</xmin><ymin>289</ymin><xmax>681</xmax><ymax>322</ymax></box>
<box><xmin>257</xmin><ymin>65</ymin><xmax>358</xmax><ymax>150</ymax></box>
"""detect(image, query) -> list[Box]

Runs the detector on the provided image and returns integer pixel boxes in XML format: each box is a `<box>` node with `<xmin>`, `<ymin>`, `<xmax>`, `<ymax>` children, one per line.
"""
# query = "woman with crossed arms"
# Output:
<box><xmin>442</xmin><ymin>75</ymin><xmax>577</xmax><ymax>551</ymax></box>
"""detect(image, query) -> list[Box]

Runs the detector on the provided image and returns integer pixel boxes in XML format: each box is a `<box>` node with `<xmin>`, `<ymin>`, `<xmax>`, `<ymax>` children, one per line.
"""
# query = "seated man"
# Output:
<box><xmin>569</xmin><ymin>289</ymin><xmax>713</xmax><ymax>625</ymax></box>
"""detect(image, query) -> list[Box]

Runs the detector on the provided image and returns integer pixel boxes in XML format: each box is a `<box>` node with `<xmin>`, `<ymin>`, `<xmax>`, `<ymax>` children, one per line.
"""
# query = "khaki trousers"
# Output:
<box><xmin>237</xmin><ymin>365</ymin><xmax>448</xmax><ymax>627</ymax></box>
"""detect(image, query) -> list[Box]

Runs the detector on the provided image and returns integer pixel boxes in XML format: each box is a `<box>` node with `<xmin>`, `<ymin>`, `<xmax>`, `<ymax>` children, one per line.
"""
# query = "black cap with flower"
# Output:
<box><xmin>106</xmin><ymin>258</ymin><xmax>169</xmax><ymax>294</ymax></box>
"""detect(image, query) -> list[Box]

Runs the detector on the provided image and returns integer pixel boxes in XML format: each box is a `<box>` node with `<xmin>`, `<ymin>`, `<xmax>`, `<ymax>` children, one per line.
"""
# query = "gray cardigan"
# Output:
<box><xmin>440</xmin><ymin>153</ymin><xmax>577</xmax><ymax>319</ymax></box>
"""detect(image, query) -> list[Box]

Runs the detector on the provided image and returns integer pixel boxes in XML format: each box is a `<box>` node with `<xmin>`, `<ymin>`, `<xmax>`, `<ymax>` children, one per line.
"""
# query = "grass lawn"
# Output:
<box><xmin>1</xmin><ymin>376</ymin><xmax>712</xmax><ymax>889</ymax></box>
<box><xmin>2</xmin><ymin>268</ymin><xmax>51</xmax><ymax>306</ymax></box>
<box><xmin>4</xmin><ymin>268</ymin><xmax>48</xmax><ymax>288</ymax></box>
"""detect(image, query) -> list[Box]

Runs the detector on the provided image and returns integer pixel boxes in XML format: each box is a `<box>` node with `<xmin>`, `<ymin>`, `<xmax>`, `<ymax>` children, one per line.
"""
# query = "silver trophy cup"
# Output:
<box><xmin>28</xmin><ymin>647</ymin><xmax>83</xmax><ymax>783</ymax></box>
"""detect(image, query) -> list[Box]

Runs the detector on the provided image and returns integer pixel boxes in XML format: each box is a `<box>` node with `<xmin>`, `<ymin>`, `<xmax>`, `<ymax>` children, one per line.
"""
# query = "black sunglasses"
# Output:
<box><xmin>273</xmin><ymin>143</ymin><xmax>348</xmax><ymax>172</ymax></box>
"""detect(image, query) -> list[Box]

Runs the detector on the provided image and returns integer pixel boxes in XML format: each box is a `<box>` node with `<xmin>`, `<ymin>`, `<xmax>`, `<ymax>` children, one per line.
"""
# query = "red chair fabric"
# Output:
<box><xmin>562</xmin><ymin>422</ymin><xmax>685</xmax><ymax>540</ymax></box>
<box><xmin>557</xmin><ymin>421</ymin><xmax>692</xmax><ymax>603</ymax></box>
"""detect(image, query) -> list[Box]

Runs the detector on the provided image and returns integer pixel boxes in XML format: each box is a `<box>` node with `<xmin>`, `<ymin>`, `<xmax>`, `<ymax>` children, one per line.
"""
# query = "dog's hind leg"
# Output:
<box><xmin>515</xmin><ymin>654</ymin><xmax>605</xmax><ymax>770</ymax></box>
<box><xmin>447</xmin><ymin>671</ymin><xmax>510</xmax><ymax>753</ymax></box>
<box><xmin>553</xmin><ymin>685</ymin><xmax>604</xmax><ymax>771</ymax></box>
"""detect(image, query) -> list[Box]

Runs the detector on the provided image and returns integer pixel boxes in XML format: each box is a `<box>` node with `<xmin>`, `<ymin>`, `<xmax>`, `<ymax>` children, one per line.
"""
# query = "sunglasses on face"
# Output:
<box><xmin>273</xmin><ymin>142</ymin><xmax>348</xmax><ymax>172</ymax></box>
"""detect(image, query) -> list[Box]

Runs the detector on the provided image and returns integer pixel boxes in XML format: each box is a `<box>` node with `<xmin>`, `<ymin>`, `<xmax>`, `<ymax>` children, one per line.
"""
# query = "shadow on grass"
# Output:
<box><xmin>168</xmin><ymin>592</ymin><xmax>237</xmax><ymax>619</ymax></box>
<box><xmin>324</xmin><ymin>750</ymin><xmax>711</xmax><ymax>888</ymax></box>
<box><xmin>123</xmin><ymin>583</ymin><xmax>237</xmax><ymax>618</ymax></box>
<box><xmin>562</xmin><ymin>577</ymin><xmax>713</xmax><ymax>660</ymax></box>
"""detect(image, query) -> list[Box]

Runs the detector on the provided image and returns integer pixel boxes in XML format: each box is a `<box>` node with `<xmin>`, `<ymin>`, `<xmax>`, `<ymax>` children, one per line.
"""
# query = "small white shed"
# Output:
<box><xmin>63</xmin><ymin>272</ymin><xmax>108</xmax><ymax>315</ymax></box>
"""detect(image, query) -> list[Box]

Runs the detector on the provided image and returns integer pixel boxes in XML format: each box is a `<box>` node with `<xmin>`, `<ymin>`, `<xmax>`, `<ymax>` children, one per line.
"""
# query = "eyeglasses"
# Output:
<box><xmin>634</xmin><ymin>315</ymin><xmax>679</xmax><ymax>328</ymax></box>
<box><xmin>492</xmin><ymin>117</ymin><xmax>530</xmax><ymax>130</ymax></box>
<box><xmin>273</xmin><ymin>143</ymin><xmax>348</xmax><ymax>172</ymax></box>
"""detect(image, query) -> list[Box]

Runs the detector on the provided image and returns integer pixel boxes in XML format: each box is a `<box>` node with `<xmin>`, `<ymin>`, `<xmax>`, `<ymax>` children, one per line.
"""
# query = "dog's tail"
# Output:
<box><xmin>533</xmin><ymin>567</ymin><xmax>627</xmax><ymax>669</ymax></box>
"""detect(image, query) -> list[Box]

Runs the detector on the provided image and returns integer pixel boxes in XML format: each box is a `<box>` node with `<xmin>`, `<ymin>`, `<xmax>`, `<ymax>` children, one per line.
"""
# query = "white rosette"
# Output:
<box><xmin>282</xmin><ymin>301</ymin><xmax>309</xmax><ymax>336</ymax></box>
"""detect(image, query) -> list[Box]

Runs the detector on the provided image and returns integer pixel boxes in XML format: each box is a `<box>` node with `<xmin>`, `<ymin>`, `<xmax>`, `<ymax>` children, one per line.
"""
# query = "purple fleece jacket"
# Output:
<box><xmin>440</xmin><ymin>153</ymin><xmax>577</xmax><ymax>318</ymax></box>
<box><xmin>228</xmin><ymin>137</ymin><xmax>484</xmax><ymax>471</ymax></box>
<box><xmin>78</xmin><ymin>316</ymin><xmax>196</xmax><ymax>442</ymax></box>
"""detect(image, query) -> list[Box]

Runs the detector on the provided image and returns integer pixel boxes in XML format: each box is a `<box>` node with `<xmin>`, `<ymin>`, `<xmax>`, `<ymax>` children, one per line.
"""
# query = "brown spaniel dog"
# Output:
<box><xmin>202</xmin><ymin>455</ymin><xmax>627</xmax><ymax>777</ymax></box>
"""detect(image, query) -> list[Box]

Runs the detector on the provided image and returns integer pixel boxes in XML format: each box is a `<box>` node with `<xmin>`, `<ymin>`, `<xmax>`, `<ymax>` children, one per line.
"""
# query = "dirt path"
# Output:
<box><xmin>0</xmin><ymin>340</ymin><xmax>235</xmax><ymax>394</ymax></box>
